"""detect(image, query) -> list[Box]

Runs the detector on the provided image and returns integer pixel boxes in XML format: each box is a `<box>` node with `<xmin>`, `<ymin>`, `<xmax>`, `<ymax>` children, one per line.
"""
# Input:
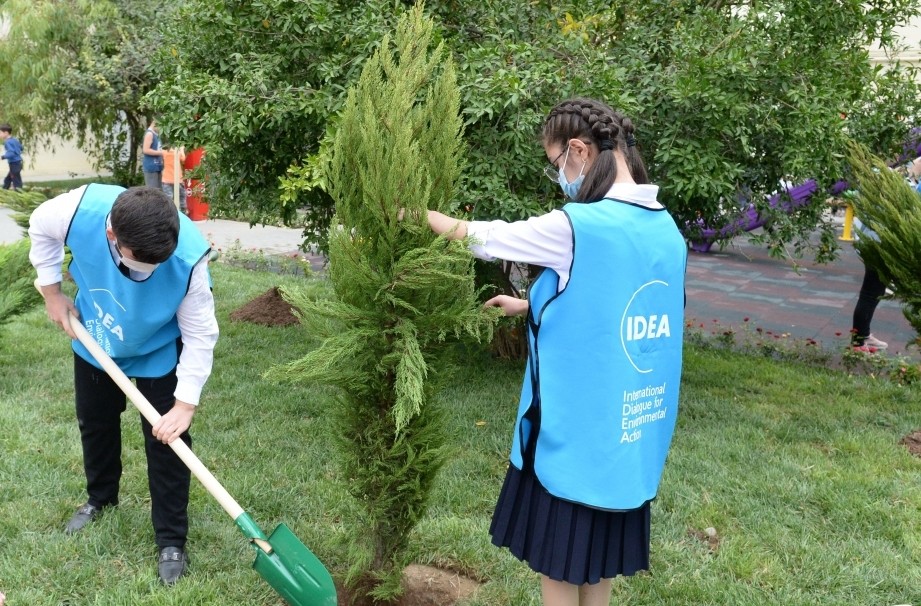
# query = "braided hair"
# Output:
<box><xmin>541</xmin><ymin>98</ymin><xmax>649</xmax><ymax>202</ymax></box>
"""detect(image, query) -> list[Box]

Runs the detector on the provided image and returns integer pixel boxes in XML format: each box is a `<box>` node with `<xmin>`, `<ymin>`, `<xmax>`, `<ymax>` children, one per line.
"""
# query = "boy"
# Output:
<box><xmin>0</xmin><ymin>124</ymin><xmax>23</xmax><ymax>190</ymax></box>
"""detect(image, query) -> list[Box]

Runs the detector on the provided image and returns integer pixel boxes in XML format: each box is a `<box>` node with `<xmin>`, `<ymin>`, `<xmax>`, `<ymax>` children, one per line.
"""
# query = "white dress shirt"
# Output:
<box><xmin>29</xmin><ymin>185</ymin><xmax>218</xmax><ymax>405</ymax></box>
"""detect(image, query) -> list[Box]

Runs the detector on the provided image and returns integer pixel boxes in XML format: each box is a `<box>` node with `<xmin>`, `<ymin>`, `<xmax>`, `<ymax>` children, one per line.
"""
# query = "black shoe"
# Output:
<box><xmin>158</xmin><ymin>546</ymin><xmax>189</xmax><ymax>585</ymax></box>
<box><xmin>64</xmin><ymin>503</ymin><xmax>103</xmax><ymax>535</ymax></box>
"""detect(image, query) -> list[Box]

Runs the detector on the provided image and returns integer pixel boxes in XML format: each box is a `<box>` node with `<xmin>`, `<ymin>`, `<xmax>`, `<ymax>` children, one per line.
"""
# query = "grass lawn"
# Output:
<box><xmin>1</xmin><ymin>264</ymin><xmax>919</xmax><ymax>605</ymax></box>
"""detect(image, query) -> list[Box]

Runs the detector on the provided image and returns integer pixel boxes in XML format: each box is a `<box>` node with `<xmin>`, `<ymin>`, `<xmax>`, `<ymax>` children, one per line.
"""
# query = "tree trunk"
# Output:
<box><xmin>124</xmin><ymin>111</ymin><xmax>141</xmax><ymax>184</ymax></box>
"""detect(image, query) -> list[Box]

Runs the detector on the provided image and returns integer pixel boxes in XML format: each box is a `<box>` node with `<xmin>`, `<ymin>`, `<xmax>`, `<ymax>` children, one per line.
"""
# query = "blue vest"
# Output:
<box><xmin>511</xmin><ymin>199</ymin><xmax>687</xmax><ymax>510</ymax></box>
<box><xmin>142</xmin><ymin>128</ymin><xmax>163</xmax><ymax>172</ymax></box>
<box><xmin>66</xmin><ymin>184</ymin><xmax>210</xmax><ymax>377</ymax></box>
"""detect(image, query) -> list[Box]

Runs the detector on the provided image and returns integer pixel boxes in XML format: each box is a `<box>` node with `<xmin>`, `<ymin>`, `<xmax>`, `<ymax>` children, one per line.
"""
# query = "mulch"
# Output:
<box><xmin>229</xmin><ymin>286</ymin><xmax>299</xmax><ymax>327</ymax></box>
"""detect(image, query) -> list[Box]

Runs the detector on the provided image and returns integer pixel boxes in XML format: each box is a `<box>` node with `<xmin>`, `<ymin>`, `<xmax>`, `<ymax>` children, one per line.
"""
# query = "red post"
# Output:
<box><xmin>184</xmin><ymin>148</ymin><xmax>209</xmax><ymax>221</ymax></box>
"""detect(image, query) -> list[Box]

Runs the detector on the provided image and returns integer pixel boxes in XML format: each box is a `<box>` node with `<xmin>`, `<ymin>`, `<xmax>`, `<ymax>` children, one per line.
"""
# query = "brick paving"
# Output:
<box><xmin>685</xmin><ymin>234</ymin><xmax>918</xmax><ymax>358</ymax></box>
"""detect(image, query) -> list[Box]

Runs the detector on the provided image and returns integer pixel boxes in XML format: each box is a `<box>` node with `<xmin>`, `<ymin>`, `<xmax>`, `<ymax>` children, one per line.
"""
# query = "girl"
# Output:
<box><xmin>427</xmin><ymin>98</ymin><xmax>687</xmax><ymax>606</ymax></box>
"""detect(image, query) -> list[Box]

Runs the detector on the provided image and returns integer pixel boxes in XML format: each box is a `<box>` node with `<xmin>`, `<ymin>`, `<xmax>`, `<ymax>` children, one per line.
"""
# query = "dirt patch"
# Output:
<box><xmin>336</xmin><ymin>565</ymin><xmax>481</xmax><ymax>606</ymax></box>
<box><xmin>229</xmin><ymin>286</ymin><xmax>299</xmax><ymax>327</ymax></box>
<box><xmin>688</xmin><ymin>526</ymin><xmax>720</xmax><ymax>553</ymax></box>
<box><xmin>899</xmin><ymin>429</ymin><xmax>921</xmax><ymax>457</ymax></box>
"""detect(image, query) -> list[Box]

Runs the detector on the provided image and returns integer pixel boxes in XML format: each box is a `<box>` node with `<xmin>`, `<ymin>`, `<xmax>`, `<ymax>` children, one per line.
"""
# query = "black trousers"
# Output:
<box><xmin>851</xmin><ymin>265</ymin><xmax>886</xmax><ymax>344</ymax></box>
<box><xmin>3</xmin><ymin>160</ymin><xmax>22</xmax><ymax>190</ymax></box>
<box><xmin>73</xmin><ymin>352</ymin><xmax>191</xmax><ymax>549</ymax></box>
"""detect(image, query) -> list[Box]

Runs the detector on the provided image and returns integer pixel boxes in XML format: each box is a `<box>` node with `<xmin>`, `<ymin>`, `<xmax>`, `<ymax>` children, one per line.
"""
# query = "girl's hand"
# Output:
<box><xmin>483</xmin><ymin>295</ymin><xmax>529</xmax><ymax>317</ymax></box>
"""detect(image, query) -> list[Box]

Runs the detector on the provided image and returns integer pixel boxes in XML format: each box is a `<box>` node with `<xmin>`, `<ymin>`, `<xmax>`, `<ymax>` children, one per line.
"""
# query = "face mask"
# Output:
<box><xmin>113</xmin><ymin>239</ymin><xmax>160</xmax><ymax>273</ymax></box>
<box><xmin>119</xmin><ymin>254</ymin><xmax>160</xmax><ymax>274</ymax></box>
<box><xmin>558</xmin><ymin>146</ymin><xmax>585</xmax><ymax>200</ymax></box>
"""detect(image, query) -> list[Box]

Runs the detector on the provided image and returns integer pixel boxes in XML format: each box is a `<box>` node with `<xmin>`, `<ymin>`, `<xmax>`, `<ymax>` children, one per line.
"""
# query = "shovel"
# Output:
<box><xmin>37</xmin><ymin>283</ymin><xmax>337</xmax><ymax>605</ymax></box>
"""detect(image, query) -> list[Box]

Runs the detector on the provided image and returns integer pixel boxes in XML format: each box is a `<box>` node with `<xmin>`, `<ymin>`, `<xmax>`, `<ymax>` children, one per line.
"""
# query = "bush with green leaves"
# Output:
<box><xmin>148</xmin><ymin>0</ymin><xmax>921</xmax><ymax>262</ymax></box>
<box><xmin>846</xmin><ymin>142</ymin><xmax>921</xmax><ymax>347</ymax></box>
<box><xmin>615</xmin><ymin>1</ymin><xmax>921</xmax><ymax>261</ymax></box>
<box><xmin>266</xmin><ymin>7</ymin><xmax>494</xmax><ymax>603</ymax></box>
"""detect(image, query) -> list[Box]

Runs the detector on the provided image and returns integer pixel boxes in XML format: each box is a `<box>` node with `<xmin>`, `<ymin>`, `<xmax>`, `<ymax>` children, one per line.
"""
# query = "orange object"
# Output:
<box><xmin>162</xmin><ymin>148</ymin><xmax>186</xmax><ymax>184</ymax></box>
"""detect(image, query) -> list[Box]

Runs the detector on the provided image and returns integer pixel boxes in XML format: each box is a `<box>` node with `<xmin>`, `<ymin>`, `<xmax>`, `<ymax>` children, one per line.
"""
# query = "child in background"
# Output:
<box><xmin>161</xmin><ymin>146</ymin><xmax>187</xmax><ymax>215</ymax></box>
<box><xmin>0</xmin><ymin>123</ymin><xmax>23</xmax><ymax>190</ymax></box>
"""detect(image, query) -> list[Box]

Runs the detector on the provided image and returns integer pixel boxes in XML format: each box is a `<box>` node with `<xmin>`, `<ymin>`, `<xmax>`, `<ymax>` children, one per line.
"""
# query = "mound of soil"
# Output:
<box><xmin>900</xmin><ymin>429</ymin><xmax>921</xmax><ymax>457</ymax></box>
<box><xmin>336</xmin><ymin>565</ymin><xmax>481</xmax><ymax>606</ymax></box>
<box><xmin>229</xmin><ymin>286</ymin><xmax>299</xmax><ymax>327</ymax></box>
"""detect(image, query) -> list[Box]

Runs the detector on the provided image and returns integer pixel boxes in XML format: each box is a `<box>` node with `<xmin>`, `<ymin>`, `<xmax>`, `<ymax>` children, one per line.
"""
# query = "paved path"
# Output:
<box><xmin>0</xmin><ymin>206</ymin><xmax>22</xmax><ymax>245</ymax></box>
<box><xmin>684</xmin><ymin>234</ymin><xmax>917</xmax><ymax>357</ymax></box>
<box><xmin>2</xmin><ymin>202</ymin><xmax>916</xmax><ymax>356</ymax></box>
<box><xmin>0</xmin><ymin>206</ymin><xmax>309</xmax><ymax>255</ymax></box>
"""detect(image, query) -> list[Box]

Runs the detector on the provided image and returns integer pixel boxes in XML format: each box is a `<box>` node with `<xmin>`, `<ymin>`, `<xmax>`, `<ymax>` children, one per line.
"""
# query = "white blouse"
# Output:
<box><xmin>467</xmin><ymin>183</ymin><xmax>663</xmax><ymax>290</ymax></box>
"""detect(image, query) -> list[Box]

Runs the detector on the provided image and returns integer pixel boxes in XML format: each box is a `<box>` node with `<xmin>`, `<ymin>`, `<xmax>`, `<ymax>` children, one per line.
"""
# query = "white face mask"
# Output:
<box><xmin>119</xmin><ymin>255</ymin><xmax>160</xmax><ymax>274</ymax></box>
<box><xmin>114</xmin><ymin>239</ymin><xmax>160</xmax><ymax>273</ymax></box>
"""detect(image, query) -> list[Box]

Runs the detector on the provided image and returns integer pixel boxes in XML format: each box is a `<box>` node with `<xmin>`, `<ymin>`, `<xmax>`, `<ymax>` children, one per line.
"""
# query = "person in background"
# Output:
<box><xmin>0</xmin><ymin>123</ymin><xmax>24</xmax><ymax>190</ymax></box>
<box><xmin>845</xmin><ymin>152</ymin><xmax>919</xmax><ymax>353</ymax></box>
<box><xmin>29</xmin><ymin>184</ymin><xmax>218</xmax><ymax>585</ymax></box>
<box><xmin>423</xmin><ymin>97</ymin><xmax>687</xmax><ymax>606</ymax></box>
<box><xmin>850</xmin><ymin>216</ymin><xmax>888</xmax><ymax>352</ymax></box>
<box><xmin>161</xmin><ymin>145</ymin><xmax>188</xmax><ymax>215</ymax></box>
<box><xmin>142</xmin><ymin>119</ymin><xmax>166</xmax><ymax>189</ymax></box>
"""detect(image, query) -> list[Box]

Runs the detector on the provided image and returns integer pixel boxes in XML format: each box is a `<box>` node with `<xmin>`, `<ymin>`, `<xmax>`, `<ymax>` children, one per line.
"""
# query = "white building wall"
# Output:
<box><xmin>23</xmin><ymin>137</ymin><xmax>108</xmax><ymax>182</ymax></box>
<box><xmin>869</xmin><ymin>18</ymin><xmax>921</xmax><ymax>67</ymax></box>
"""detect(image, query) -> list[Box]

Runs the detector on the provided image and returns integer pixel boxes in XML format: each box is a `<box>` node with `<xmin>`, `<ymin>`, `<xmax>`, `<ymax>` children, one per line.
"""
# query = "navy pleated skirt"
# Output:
<box><xmin>489</xmin><ymin>464</ymin><xmax>651</xmax><ymax>585</ymax></box>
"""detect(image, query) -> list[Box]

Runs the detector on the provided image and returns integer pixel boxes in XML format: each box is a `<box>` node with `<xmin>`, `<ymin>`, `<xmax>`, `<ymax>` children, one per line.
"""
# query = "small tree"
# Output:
<box><xmin>846</xmin><ymin>142</ymin><xmax>921</xmax><ymax>346</ymax></box>
<box><xmin>268</xmin><ymin>5</ymin><xmax>493</xmax><ymax>603</ymax></box>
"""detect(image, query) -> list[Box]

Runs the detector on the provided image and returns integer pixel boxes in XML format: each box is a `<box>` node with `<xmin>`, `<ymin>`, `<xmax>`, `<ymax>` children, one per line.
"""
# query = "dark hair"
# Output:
<box><xmin>0</xmin><ymin>124</ymin><xmax>12</xmax><ymax>134</ymax></box>
<box><xmin>541</xmin><ymin>98</ymin><xmax>649</xmax><ymax>202</ymax></box>
<box><xmin>110</xmin><ymin>186</ymin><xmax>179</xmax><ymax>263</ymax></box>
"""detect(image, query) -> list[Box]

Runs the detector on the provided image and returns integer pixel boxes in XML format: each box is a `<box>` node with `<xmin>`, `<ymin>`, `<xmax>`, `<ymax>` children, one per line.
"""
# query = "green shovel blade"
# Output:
<box><xmin>238</xmin><ymin>514</ymin><xmax>337</xmax><ymax>606</ymax></box>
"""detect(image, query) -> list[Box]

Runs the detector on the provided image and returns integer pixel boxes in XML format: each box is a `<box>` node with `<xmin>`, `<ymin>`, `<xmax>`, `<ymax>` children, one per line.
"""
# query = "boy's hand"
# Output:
<box><xmin>40</xmin><ymin>284</ymin><xmax>80</xmax><ymax>339</ymax></box>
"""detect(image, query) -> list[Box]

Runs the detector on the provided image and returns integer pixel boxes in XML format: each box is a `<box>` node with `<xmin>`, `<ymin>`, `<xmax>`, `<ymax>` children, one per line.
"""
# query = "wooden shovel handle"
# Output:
<box><xmin>67</xmin><ymin>312</ymin><xmax>248</xmax><ymax>519</ymax></box>
<box><xmin>33</xmin><ymin>282</ymin><xmax>250</xmax><ymax>524</ymax></box>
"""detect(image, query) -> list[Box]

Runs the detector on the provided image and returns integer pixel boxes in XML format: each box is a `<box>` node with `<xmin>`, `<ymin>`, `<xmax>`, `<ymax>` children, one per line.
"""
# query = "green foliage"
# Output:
<box><xmin>0</xmin><ymin>240</ymin><xmax>43</xmax><ymax>330</ymax></box>
<box><xmin>149</xmin><ymin>0</ymin><xmax>921</xmax><ymax>262</ymax></box>
<box><xmin>0</xmin><ymin>0</ymin><xmax>171</xmax><ymax>184</ymax></box>
<box><xmin>0</xmin><ymin>189</ymin><xmax>50</xmax><ymax>230</ymax></box>
<box><xmin>618</xmin><ymin>0</ymin><xmax>921</xmax><ymax>259</ymax></box>
<box><xmin>845</xmin><ymin>142</ymin><xmax>921</xmax><ymax>345</ymax></box>
<box><xmin>267</xmin><ymin>6</ymin><xmax>494</xmax><ymax>602</ymax></box>
<box><xmin>145</xmin><ymin>0</ymin><xmax>398</xmax><ymax>231</ymax></box>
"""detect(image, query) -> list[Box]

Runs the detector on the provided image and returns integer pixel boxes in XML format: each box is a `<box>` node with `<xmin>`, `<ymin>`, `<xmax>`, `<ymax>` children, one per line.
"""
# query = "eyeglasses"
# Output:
<box><xmin>543</xmin><ymin>146</ymin><xmax>568</xmax><ymax>183</ymax></box>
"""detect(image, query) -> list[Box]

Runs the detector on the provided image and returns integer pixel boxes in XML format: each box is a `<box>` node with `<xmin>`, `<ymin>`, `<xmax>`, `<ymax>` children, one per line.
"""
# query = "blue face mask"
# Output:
<box><xmin>558</xmin><ymin>146</ymin><xmax>585</xmax><ymax>200</ymax></box>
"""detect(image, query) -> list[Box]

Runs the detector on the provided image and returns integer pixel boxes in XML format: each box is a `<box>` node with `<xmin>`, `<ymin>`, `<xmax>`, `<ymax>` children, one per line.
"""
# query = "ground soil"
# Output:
<box><xmin>335</xmin><ymin>565</ymin><xmax>481</xmax><ymax>606</ymax></box>
<box><xmin>228</xmin><ymin>286</ymin><xmax>299</xmax><ymax>327</ymax></box>
<box><xmin>899</xmin><ymin>429</ymin><xmax>921</xmax><ymax>457</ymax></box>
